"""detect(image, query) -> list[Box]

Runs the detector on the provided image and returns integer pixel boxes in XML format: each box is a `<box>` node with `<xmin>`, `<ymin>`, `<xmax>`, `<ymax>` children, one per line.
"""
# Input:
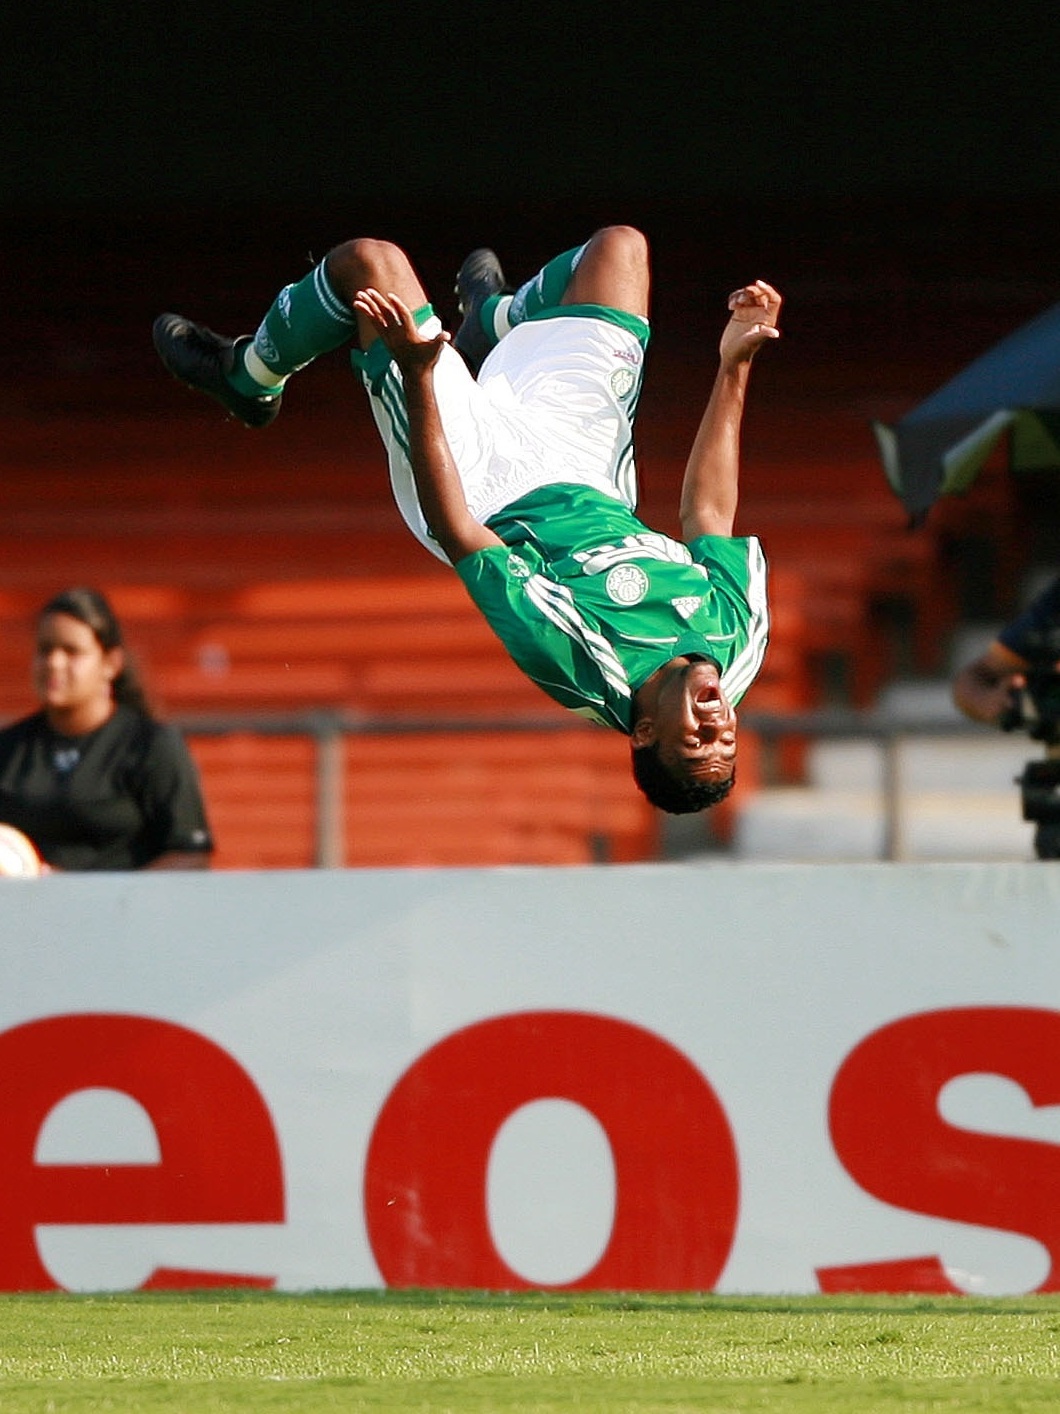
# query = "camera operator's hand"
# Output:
<box><xmin>953</xmin><ymin>644</ymin><xmax>1030</xmax><ymax>726</ymax></box>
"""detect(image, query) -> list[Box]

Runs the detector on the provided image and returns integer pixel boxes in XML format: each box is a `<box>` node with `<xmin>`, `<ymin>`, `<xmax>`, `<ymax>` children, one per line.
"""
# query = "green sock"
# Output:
<box><xmin>227</xmin><ymin>261</ymin><xmax>358</xmax><ymax>398</ymax></box>
<box><xmin>477</xmin><ymin>293</ymin><xmax>514</xmax><ymax>347</ymax></box>
<box><xmin>506</xmin><ymin>244</ymin><xmax>587</xmax><ymax>326</ymax></box>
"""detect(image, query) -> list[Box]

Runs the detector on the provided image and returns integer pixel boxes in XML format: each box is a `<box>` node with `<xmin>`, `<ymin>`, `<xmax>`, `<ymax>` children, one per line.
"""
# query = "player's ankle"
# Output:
<box><xmin>227</xmin><ymin>341</ymin><xmax>286</xmax><ymax>399</ymax></box>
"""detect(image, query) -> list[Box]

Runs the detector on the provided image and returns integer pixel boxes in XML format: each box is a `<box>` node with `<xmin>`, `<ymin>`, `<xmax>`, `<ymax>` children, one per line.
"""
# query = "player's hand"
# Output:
<box><xmin>352</xmin><ymin>288</ymin><xmax>450</xmax><ymax>375</ymax></box>
<box><xmin>720</xmin><ymin>279</ymin><xmax>782</xmax><ymax>367</ymax></box>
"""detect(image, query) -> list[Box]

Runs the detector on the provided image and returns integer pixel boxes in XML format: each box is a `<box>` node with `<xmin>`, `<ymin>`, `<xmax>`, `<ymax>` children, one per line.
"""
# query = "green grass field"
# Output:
<box><xmin>0</xmin><ymin>1290</ymin><xmax>1058</xmax><ymax>1412</ymax></box>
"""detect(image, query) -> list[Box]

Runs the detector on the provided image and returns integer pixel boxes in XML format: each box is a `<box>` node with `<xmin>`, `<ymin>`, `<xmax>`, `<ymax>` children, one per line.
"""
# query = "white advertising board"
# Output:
<box><xmin>1</xmin><ymin>861</ymin><xmax>1059</xmax><ymax>1295</ymax></box>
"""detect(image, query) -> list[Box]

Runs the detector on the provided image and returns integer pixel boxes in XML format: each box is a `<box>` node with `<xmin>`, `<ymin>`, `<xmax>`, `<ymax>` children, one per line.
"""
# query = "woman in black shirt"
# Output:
<box><xmin>0</xmin><ymin>588</ymin><xmax>214</xmax><ymax>871</ymax></box>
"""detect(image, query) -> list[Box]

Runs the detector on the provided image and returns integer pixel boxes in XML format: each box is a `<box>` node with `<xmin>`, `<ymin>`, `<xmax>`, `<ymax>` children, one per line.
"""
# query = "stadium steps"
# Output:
<box><xmin>733</xmin><ymin>680</ymin><xmax>1040</xmax><ymax>862</ymax></box>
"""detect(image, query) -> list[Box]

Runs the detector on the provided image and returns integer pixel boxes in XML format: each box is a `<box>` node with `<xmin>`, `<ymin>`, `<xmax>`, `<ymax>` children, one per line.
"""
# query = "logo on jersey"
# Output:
<box><xmin>610</xmin><ymin>367</ymin><xmax>636</xmax><ymax>399</ymax></box>
<box><xmin>574</xmin><ymin>534</ymin><xmax>694</xmax><ymax>575</ymax></box>
<box><xmin>672</xmin><ymin>595</ymin><xmax>702</xmax><ymax>620</ymax></box>
<box><xmin>605</xmin><ymin>564</ymin><xmax>649</xmax><ymax>605</ymax></box>
<box><xmin>507</xmin><ymin>553</ymin><xmax>531</xmax><ymax>579</ymax></box>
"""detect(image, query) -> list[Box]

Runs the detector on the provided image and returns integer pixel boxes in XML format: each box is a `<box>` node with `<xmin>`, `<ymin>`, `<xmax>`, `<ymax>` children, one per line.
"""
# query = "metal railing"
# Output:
<box><xmin>169</xmin><ymin>706</ymin><xmax>1037</xmax><ymax>867</ymax></box>
<box><xmin>176</xmin><ymin>710</ymin><xmax>616</xmax><ymax>869</ymax></box>
<box><xmin>742</xmin><ymin>707</ymin><xmax>1032</xmax><ymax>862</ymax></box>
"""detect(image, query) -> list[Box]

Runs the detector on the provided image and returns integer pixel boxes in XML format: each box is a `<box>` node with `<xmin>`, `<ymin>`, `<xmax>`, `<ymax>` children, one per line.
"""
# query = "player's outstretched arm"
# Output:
<box><xmin>679</xmin><ymin>280</ymin><xmax>781</xmax><ymax>541</ymax></box>
<box><xmin>353</xmin><ymin>288</ymin><xmax>503</xmax><ymax>564</ymax></box>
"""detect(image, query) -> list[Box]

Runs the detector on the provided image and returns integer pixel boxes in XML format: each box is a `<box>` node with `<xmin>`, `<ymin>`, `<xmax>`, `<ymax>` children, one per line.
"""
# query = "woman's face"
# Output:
<box><xmin>33</xmin><ymin>612</ymin><xmax>120</xmax><ymax>716</ymax></box>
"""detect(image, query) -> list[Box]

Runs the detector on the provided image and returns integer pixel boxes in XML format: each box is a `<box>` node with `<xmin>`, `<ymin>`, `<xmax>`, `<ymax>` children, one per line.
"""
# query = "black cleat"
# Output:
<box><xmin>453</xmin><ymin>248</ymin><xmax>508</xmax><ymax>375</ymax></box>
<box><xmin>152</xmin><ymin>313</ymin><xmax>282</xmax><ymax>429</ymax></box>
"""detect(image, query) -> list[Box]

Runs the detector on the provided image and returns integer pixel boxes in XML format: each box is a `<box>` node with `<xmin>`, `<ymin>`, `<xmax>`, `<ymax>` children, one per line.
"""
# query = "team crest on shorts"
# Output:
<box><xmin>610</xmin><ymin>367</ymin><xmax>636</xmax><ymax>399</ymax></box>
<box><xmin>507</xmin><ymin>553</ymin><xmax>531</xmax><ymax>579</ymax></box>
<box><xmin>605</xmin><ymin>564</ymin><xmax>649</xmax><ymax>605</ymax></box>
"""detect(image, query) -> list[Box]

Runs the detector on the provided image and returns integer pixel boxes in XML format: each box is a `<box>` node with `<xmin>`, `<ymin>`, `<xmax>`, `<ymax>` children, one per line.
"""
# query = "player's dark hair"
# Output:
<box><xmin>38</xmin><ymin>587</ymin><xmax>152</xmax><ymax>715</ymax></box>
<box><xmin>630</xmin><ymin>741</ymin><xmax>735</xmax><ymax>814</ymax></box>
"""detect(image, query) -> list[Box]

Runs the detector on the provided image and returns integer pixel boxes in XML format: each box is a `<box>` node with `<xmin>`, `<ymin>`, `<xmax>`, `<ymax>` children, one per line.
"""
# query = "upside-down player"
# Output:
<box><xmin>154</xmin><ymin>225</ymin><xmax>780</xmax><ymax>813</ymax></box>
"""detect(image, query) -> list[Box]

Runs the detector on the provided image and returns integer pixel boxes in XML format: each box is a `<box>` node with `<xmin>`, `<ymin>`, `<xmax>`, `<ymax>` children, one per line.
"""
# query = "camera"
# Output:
<box><xmin>999</xmin><ymin>638</ymin><xmax>1060</xmax><ymax>858</ymax></box>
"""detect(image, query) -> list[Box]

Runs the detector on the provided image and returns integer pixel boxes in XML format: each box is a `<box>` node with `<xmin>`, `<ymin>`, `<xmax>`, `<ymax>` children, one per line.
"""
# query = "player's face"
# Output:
<box><xmin>649</xmin><ymin>658</ymin><xmax>738</xmax><ymax>785</ymax></box>
<box><xmin>33</xmin><ymin>613</ymin><xmax>119</xmax><ymax>714</ymax></box>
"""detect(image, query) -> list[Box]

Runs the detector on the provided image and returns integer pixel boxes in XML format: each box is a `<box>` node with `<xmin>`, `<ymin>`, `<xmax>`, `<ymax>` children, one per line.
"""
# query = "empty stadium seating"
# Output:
<box><xmin>2</xmin><ymin>295</ymin><xmax>1009</xmax><ymax>868</ymax></box>
<box><xmin>186</xmin><ymin>725</ymin><xmax>656</xmax><ymax>869</ymax></box>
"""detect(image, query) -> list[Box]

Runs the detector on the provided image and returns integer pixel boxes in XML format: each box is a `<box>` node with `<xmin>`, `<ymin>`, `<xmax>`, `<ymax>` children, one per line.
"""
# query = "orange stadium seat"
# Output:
<box><xmin>341</xmin><ymin>729</ymin><xmax>657</xmax><ymax>867</ymax></box>
<box><xmin>226</xmin><ymin>573</ymin><xmax>462</xmax><ymax>619</ymax></box>
<box><xmin>184</xmin><ymin>725</ymin><xmax>658</xmax><ymax>870</ymax></box>
<box><xmin>154</xmin><ymin>660</ymin><xmax>359</xmax><ymax>714</ymax></box>
<box><xmin>355</xmin><ymin>657</ymin><xmax>564</xmax><ymax>720</ymax></box>
<box><xmin>186</xmin><ymin>734</ymin><xmax>318</xmax><ymax>869</ymax></box>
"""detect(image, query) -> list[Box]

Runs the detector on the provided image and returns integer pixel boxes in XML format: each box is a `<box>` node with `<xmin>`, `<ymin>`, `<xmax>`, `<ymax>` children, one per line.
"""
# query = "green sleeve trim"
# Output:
<box><xmin>688</xmin><ymin>532</ymin><xmax>740</xmax><ymax>555</ymax></box>
<box><xmin>525</xmin><ymin>303</ymin><xmax>650</xmax><ymax>348</ymax></box>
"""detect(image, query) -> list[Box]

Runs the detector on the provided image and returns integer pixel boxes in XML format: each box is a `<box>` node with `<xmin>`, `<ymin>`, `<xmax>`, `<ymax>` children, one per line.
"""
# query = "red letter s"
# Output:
<box><xmin>821</xmin><ymin>1006</ymin><xmax>1060</xmax><ymax>1294</ymax></box>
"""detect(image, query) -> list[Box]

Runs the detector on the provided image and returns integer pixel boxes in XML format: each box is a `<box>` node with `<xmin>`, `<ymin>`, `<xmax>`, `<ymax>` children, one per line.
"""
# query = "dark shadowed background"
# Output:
<box><xmin>5</xmin><ymin>1</ymin><xmax>1060</xmax><ymax>558</ymax></box>
<box><xmin>5</xmin><ymin>2</ymin><xmax>1060</xmax><ymax>210</ymax></box>
<box><xmin>6</xmin><ymin>2</ymin><xmax>1060</xmax><ymax>343</ymax></box>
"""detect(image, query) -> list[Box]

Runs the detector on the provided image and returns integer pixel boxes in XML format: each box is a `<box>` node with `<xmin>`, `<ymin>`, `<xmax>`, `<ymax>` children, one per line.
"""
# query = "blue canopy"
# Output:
<box><xmin>874</xmin><ymin>300</ymin><xmax>1060</xmax><ymax>522</ymax></box>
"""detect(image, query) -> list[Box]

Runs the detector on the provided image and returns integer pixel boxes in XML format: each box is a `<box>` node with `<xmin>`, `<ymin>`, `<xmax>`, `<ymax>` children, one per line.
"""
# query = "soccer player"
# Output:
<box><xmin>153</xmin><ymin>226</ymin><xmax>780</xmax><ymax>813</ymax></box>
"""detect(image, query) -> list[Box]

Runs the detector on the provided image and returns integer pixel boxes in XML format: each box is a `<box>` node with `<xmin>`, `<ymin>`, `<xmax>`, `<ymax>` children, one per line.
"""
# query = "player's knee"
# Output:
<box><xmin>325</xmin><ymin>238</ymin><xmax>409</xmax><ymax>299</ymax></box>
<box><xmin>589</xmin><ymin>225</ymin><xmax>650</xmax><ymax>274</ymax></box>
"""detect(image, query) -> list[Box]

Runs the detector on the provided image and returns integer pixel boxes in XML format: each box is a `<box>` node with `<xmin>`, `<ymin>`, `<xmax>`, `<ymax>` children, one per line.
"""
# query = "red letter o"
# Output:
<box><xmin>365</xmin><ymin>1010</ymin><xmax>738</xmax><ymax>1290</ymax></box>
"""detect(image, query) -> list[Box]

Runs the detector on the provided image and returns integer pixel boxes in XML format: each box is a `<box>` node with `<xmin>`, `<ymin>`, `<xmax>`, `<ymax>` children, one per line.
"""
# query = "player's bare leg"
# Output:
<box><xmin>561</xmin><ymin>224</ymin><xmax>650</xmax><ymax>318</ymax></box>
